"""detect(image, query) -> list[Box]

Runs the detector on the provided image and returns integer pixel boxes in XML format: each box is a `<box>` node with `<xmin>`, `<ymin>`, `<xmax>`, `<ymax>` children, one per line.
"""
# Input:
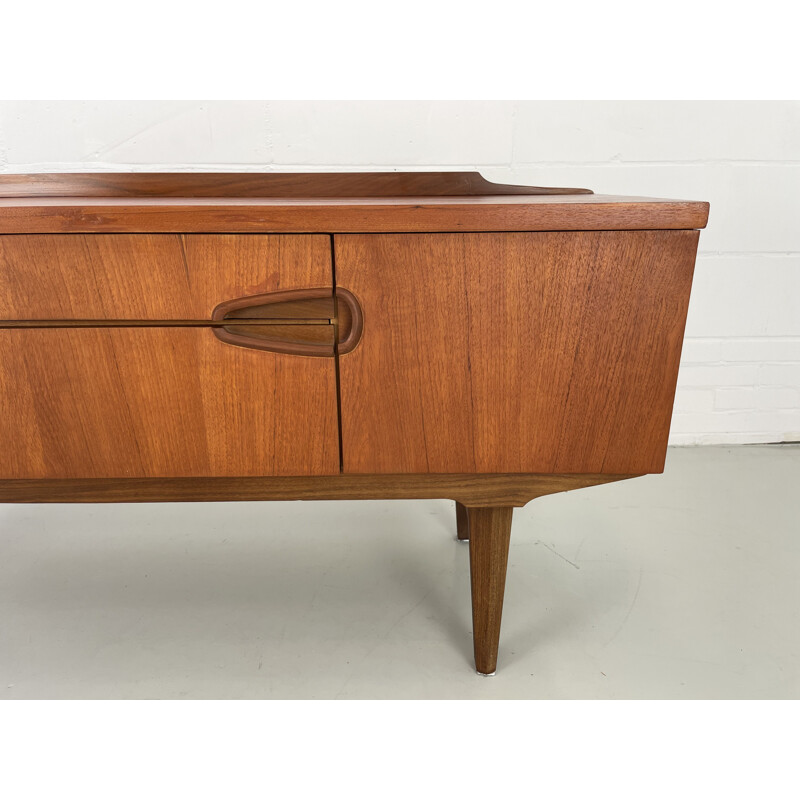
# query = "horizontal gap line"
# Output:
<box><xmin>0</xmin><ymin>318</ymin><xmax>334</xmax><ymax>328</ymax></box>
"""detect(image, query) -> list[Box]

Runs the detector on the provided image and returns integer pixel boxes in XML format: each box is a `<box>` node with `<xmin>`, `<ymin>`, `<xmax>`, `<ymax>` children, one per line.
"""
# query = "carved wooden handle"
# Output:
<box><xmin>211</xmin><ymin>288</ymin><xmax>362</xmax><ymax>357</ymax></box>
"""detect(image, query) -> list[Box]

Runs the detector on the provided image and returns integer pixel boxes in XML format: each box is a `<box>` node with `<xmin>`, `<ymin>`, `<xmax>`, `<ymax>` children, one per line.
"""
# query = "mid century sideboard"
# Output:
<box><xmin>0</xmin><ymin>172</ymin><xmax>709</xmax><ymax>675</ymax></box>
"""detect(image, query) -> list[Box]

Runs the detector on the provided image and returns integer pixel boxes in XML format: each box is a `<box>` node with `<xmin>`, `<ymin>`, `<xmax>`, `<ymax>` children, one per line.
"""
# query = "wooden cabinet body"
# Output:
<box><xmin>0</xmin><ymin>172</ymin><xmax>708</xmax><ymax>674</ymax></box>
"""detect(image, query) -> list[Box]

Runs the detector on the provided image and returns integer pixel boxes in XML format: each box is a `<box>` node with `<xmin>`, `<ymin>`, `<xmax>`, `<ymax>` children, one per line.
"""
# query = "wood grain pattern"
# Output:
<box><xmin>0</xmin><ymin>233</ymin><xmax>332</xmax><ymax>319</ymax></box>
<box><xmin>468</xmin><ymin>506</ymin><xmax>513</xmax><ymax>674</ymax></box>
<box><xmin>0</xmin><ymin>195</ymin><xmax>710</xmax><ymax>234</ymax></box>
<box><xmin>0</xmin><ymin>472</ymin><xmax>636</xmax><ymax>506</ymax></box>
<box><xmin>0</xmin><ymin>327</ymin><xmax>340</xmax><ymax>479</ymax></box>
<box><xmin>337</xmin><ymin>231</ymin><xmax>698</xmax><ymax>476</ymax></box>
<box><xmin>0</xmin><ymin>171</ymin><xmax>592</xmax><ymax>198</ymax></box>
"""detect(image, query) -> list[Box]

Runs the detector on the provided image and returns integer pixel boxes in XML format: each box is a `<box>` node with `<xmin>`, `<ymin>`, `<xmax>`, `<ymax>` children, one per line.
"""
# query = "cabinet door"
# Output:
<box><xmin>335</xmin><ymin>231</ymin><xmax>698</xmax><ymax>476</ymax></box>
<box><xmin>0</xmin><ymin>234</ymin><xmax>340</xmax><ymax>479</ymax></box>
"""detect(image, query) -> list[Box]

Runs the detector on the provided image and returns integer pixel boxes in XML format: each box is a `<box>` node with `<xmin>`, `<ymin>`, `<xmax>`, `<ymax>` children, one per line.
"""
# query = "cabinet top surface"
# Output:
<box><xmin>0</xmin><ymin>172</ymin><xmax>709</xmax><ymax>233</ymax></box>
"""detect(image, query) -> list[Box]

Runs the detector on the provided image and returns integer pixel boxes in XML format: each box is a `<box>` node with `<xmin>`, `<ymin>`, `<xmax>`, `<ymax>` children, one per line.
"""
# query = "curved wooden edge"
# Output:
<box><xmin>0</xmin><ymin>473</ymin><xmax>641</xmax><ymax>506</ymax></box>
<box><xmin>334</xmin><ymin>288</ymin><xmax>363</xmax><ymax>356</ymax></box>
<box><xmin>0</xmin><ymin>172</ymin><xmax>593</xmax><ymax>198</ymax></box>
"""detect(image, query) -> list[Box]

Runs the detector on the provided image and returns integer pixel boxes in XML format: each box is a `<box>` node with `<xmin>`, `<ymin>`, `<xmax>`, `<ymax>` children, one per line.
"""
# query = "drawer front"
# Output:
<box><xmin>335</xmin><ymin>230</ymin><xmax>698</xmax><ymax>476</ymax></box>
<box><xmin>0</xmin><ymin>233</ymin><xmax>332</xmax><ymax>319</ymax></box>
<box><xmin>0</xmin><ymin>232</ymin><xmax>340</xmax><ymax>479</ymax></box>
<box><xmin>0</xmin><ymin>327</ymin><xmax>340</xmax><ymax>479</ymax></box>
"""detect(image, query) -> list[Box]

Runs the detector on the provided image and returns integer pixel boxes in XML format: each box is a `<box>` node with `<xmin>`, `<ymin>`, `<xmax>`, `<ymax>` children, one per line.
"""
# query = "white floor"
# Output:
<box><xmin>1</xmin><ymin>445</ymin><xmax>798</xmax><ymax>699</ymax></box>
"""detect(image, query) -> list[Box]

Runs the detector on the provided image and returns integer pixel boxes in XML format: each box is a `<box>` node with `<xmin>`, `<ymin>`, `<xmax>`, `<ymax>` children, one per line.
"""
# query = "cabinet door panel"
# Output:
<box><xmin>335</xmin><ymin>231</ymin><xmax>697</xmax><ymax>475</ymax></box>
<box><xmin>0</xmin><ymin>327</ymin><xmax>339</xmax><ymax>478</ymax></box>
<box><xmin>0</xmin><ymin>233</ymin><xmax>332</xmax><ymax>319</ymax></box>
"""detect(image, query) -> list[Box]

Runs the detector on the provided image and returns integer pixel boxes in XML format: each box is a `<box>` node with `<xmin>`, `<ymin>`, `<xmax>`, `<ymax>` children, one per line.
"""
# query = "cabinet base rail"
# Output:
<box><xmin>0</xmin><ymin>472</ymin><xmax>637</xmax><ymax>505</ymax></box>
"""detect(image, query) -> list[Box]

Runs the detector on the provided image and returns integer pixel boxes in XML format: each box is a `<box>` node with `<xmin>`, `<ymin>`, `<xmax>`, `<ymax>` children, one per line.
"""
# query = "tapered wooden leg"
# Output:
<box><xmin>455</xmin><ymin>501</ymin><xmax>470</xmax><ymax>541</ymax></box>
<box><xmin>468</xmin><ymin>506</ymin><xmax>513</xmax><ymax>675</ymax></box>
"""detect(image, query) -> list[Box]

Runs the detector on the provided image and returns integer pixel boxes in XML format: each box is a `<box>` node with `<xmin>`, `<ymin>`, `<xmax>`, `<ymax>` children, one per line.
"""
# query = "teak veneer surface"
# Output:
<box><xmin>336</xmin><ymin>231</ymin><xmax>698</xmax><ymax>476</ymax></box>
<box><xmin>0</xmin><ymin>233</ymin><xmax>332</xmax><ymax>320</ymax></box>
<box><xmin>0</xmin><ymin>472</ymin><xmax>635</xmax><ymax>506</ymax></box>
<box><xmin>0</xmin><ymin>171</ymin><xmax>592</xmax><ymax>198</ymax></box>
<box><xmin>0</xmin><ymin>327</ymin><xmax>340</xmax><ymax>479</ymax></box>
<box><xmin>0</xmin><ymin>195</ymin><xmax>709</xmax><ymax>234</ymax></box>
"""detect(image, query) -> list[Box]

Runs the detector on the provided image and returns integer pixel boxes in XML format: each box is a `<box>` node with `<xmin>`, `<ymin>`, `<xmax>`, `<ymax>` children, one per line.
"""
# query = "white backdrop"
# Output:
<box><xmin>1</xmin><ymin>100</ymin><xmax>798</xmax><ymax>445</ymax></box>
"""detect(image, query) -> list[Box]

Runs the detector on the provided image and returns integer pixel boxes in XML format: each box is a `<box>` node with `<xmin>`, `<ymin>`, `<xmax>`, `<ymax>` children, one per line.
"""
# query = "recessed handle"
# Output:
<box><xmin>211</xmin><ymin>287</ymin><xmax>362</xmax><ymax>357</ymax></box>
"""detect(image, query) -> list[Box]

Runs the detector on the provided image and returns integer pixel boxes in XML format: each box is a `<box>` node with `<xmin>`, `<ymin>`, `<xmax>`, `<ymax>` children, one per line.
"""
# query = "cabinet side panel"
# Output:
<box><xmin>336</xmin><ymin>231</ymin><xmax>697</xmax><ymax>475</ymax></box>
<box><xmin>0</xmin><ymin>328</ymin><xmax>340</xmax><ymax>478</ymax></box>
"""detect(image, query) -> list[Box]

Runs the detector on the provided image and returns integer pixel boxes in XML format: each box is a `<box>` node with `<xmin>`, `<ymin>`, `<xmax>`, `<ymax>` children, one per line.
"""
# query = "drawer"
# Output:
<box><xmin>0</xmin><ymin>327</ymin><xmax>340</xmax><ymax>479</ymax></box>
<box><xmin>0</xmin><ymin>232</ymin><xmax>342</xmax><ymax>479</ymax></box>
<box><xmin>335</xmin><ymin>230</ymin><xmax>698</xmax><ymax>476</ymax></box>
<box><xmin>0</xmin><ymin>233</ymin><xmax>332</xmax><ymax>319</ymax></box>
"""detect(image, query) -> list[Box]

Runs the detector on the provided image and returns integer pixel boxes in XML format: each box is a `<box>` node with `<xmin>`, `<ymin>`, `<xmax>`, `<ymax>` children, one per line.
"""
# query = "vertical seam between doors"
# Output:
<box><xmin>330</xmin><ymin>234</ymin><xmax>345</xmax><ymax>473</ymax></box>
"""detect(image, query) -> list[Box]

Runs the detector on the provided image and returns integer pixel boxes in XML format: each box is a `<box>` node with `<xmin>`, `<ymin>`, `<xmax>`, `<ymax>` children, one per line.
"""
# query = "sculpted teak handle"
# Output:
<box><xmin>211</xmin><ymin>287</ymin><xmax>363</xmax><ymax>357</ymax></box>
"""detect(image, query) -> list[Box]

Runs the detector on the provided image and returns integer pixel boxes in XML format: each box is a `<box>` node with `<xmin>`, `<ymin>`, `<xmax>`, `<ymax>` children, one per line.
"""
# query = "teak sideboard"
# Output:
<box><xmin>0</xmin><ymin>172</ymin><xmax>709</xmax><ymax>675</ymax></box>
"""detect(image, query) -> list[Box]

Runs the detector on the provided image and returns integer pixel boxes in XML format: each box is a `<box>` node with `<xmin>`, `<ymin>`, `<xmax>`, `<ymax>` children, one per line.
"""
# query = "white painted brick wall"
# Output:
<box><xmin>1</xmin><ymin>100</ymin><xmax>798</xmax><ymax>445</ymax></box>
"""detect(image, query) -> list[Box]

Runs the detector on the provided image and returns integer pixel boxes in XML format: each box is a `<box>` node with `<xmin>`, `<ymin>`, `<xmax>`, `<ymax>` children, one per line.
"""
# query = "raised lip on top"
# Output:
<box><xmin>0</xmin><ymin>171</ymin><xmax>593</xmax><ymax>198</ymax></box>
